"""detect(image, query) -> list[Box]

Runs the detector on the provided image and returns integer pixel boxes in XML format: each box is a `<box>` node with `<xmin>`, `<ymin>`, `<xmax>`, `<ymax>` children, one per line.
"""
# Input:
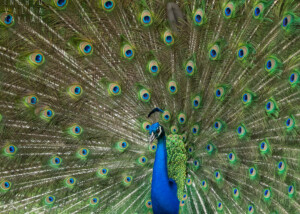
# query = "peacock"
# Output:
<box><xmin>0</xmin><ymin>0</ymin><xmax>299</xmax><ymax>213</ymax></box>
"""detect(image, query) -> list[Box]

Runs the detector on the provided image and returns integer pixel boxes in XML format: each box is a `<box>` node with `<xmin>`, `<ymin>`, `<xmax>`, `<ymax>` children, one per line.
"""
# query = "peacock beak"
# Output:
<box><xmin>149</xmin><ymin>132</ymin><xmax>155</xmax><ymax>144</ymax></box>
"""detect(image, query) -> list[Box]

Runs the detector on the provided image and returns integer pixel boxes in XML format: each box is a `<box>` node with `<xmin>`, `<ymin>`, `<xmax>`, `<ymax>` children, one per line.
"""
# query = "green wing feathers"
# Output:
<box><xmin>166</xmin><ymin>134</ymin><xmax>187</xmax><ymax>201</ymax></box>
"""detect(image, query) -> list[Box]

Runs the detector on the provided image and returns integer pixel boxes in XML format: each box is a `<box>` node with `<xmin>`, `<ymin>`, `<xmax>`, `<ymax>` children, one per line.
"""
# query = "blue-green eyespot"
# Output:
<box><xmin>140</xmin><ymin>10</ymin><xmax>152</xmax><ymax>26</ymax></box>
<box><xmin>193</xmin><ymin>9</ymin><xmax>205</xmax><ymax>26</ymax></box>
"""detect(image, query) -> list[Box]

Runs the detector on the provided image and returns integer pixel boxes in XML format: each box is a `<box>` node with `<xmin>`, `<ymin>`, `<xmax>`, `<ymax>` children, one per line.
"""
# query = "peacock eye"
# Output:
<box><xmin>123</xmin><ymin>176</ymin><xmax>133</xmax><ymax>186</ymax></box>
<box><xmin>142</xmin><ymin>121</ymin><xmax>151</xmax><ymax>132</ymax></box>
<box><xmin>108</xmin><ymin>83</ymin><xmax>121</xmax><ymax>96</ymax></box>
<box><xmin>90</xmin><ymin>197</ymin><xmax>100</xmax><ymax>206</ymax></box>
<box><xmin>213</xmin><ymin>120</ymin><xmax>224</xmax><ymax>132</ymax></box>
<box><xmin>282</xmin><ymin>14</ymin><xmax>293</xmax><ymax>30</ymax></box>
<box><xmin>40</xmin><ymin>107</ymin><xmax>55</xmax><ymax>121</ymax></box>
<box><xmin>65</xmin><ymin>177</ymin><xmax>76</xmax><ymax>188</ymax></box>
<box><xmin>77</xmin><ymin>148</ymin><xmax>89</xmax><ymax>159</ymax></box>
<box><xmin>254</xmin><ymin>7</ymin><xmax>260</xmax><ymax>16</ymax></box>
<box><xmin>224</xmin><ymin>2</ymin><xmax>235</xmax><ymax>18</ymax></box>
<box><xmin>233</xmin><ymin>187</ymin><xmax>240</xmax><ymax>199</ymax></box>
<box><xmin>145</xmin><ymin>200</ymin><xmax>152</xmax><ymax>208</ymax></box>
<box><xmin>248</xmin><ymin>205</ymin><xmax>254</xmax><ymax>214</ymax></box>
<box><xmin>4</xmin><ymin>144</ymin><xmax>17</xmax><ymax>156</ymax></box>
<box><xmin>162</xmin><ymin>110</ymin><xmax>171</xmax><ymax>122</ymax></box>
<box><xmin>192</xmin><ymin>95</ymin><xmax>201</xmax><ymax>109</ymax></box>
<box><xmin>29</xmin><ymin>52</ymin><xmax>45</xmax><ymax>66</ymax></box>
<box><xmin>97</xmin><ymin>167</ymin><xmax>109</xmax><ymax>178</ymax></box>
<box><xmin>249</xmin><ymin>166</ymin><xmax>257</xmax><ymax>179</ymax></box>
<box><xmin>214</xmin><ymin>171</ymin><xmax>221</xmax><ymax>181</ymax></box>
<box><xmin>122</xmin><ymin>44</ymin><xmax>134</xmax><ymax>60</ymax></box>
<box><xmin>242</xmin><ymin>91</ymin><xmax>254</xmax><ymax>105</ymax></box>
<box><xmin>141</xmin><ymin>10</ymin><xmax>152</xmax><ymax>26</ymax></box>
<box><xmin>228</xmin><ymin>152</ymin><xmax>237</xmax><ymax>164</ymax></box>
<box><xmin>54</xmin><ymin>0</ymin><xmax>68</xmax><ymax>9</ymax></box>
<box><xmin>217</xmin><ymin>202</ymin><xmax>223</xmax><ymax>211</ymax></box>
<box><xmin>149</xmin><ymin>143</ymin><xmax>157</xmax><ymax>152</ymax></box>
<box><xmin>193</xmin><ymin>9</ymin><xmax>204</xmax><ymax>26</ymax></box>
<box><xmin>193</xmin><ymin>159</ymin><xmax>200</xmax><ymax>170</ymax></box>
<box><xmin>209</xmin><ymin>44</ymin><xmax>220</xmax><ymax>60</ymax></box>
<box><xmin>170</xmin><ymin>125</ymin><xmax>178</xmax><ymax>134</ymax></box>
<box><xmin>177</xmin><ymin>113</ymin><xmax>186</xmax><ymax>125</ymax></box>
<box><xmin>24</xmin><ymin>95</ymin><xmax>38</xmax><ymax>107</ymax></box>
<box><xmin>263</xmin><ymin>188</ymin><xmax>271</xmax><ymax>200</ymax></box>
<box><xmin>45</xmin><ymin>195</ymin><xmax>55</xmax><ymax>205</ymax></box>
<box><xmin>49</xmin><ymin>156</ymin><xmax>62</xmax><ymax>168</ymax></box>
<box><xmin>139</xmin><ymin>89</ymin><xmax>151</xmax><ymax>102</ymax></box>
<box><xmin>102</xmin><ymin>0</ymin><xmax>115</xmax><ymax>12</ymax></box>
<box><xmin>138</xmin><ymin>155</ymin><xmax>148</xmax><ymax>166</ymax></box>
<box><xmin>215</xmin><ymin>87</ymin><xmax>226</xmax><ymax>100</ymax></box>
<box><xmin>79</xmin><ymin>42</ymin><xmax>93</xmax><ymax>56</ymax></box>
<box><xmin>277</xmin><ymin>160</ymin><xmax>287</xmax><ymax>174</ymax></box>
<box><xmin>191</xmin><ymin>124</ymin><xmax>200</xmax><ymax>135</ymax></box>
<box><xmin>264</xmin><ymin>56</ymin><xmax>281</xmax><ymax>74</ymax></box>
<box><xmin>163</xmin><ymin>30</ymin><xmax>174</xmax><ymax>45</ymax></box>
<box><xmin>265</xmin><ymin>98</ymin><xmax>279</xmax><ymax>116</ymax></box>
<box><xmin>0</xmin><ymin>13</ymin><xmax>15</xmax><ymax>27</ymax></box>
<box><xmin>285</xmin><ymin>116</ymin><xmax>295</xmax><ymax>131</ymax></box>
<box><xmin>117</xmin><ymin>141</ymin><xmax>129</xmax><ymax>152</ymax></box>
<box><xmin>68</xmin><ymin>85</ymin><xmax>83</xmax><ymax>98</ymax></box>
<box><xmin>168</xmin><ymin>81</ymin><xmax>178</xmax><ymax>94</ymax></box>
<box><xmin>68</xmin><ymin>124</ymin><xmax>83</xmax><ymax>137</ymax></box>
<box><xmin>225</xmin><ymin>7</ymin><xmax>231</xmax><ymax>16</ymax></box>
<box><xmin>236</xmin><ymin>124</ymin><xmax>247</xmax><ymax>139</ymax></box>
<box><xmin>185</xmin><ymin>60</ymin><xmax>195</xmax><ymax>76</ymax></box>
<box><xmin>289</xmin><ymin>71</ymin><xmax>300</xmax><ymax>87</ymax></box>
<box><xmin>237</xmin><ymin>46</ymin><xmax>249</xmax><ymax>60</ymax></box>
<box><xmin>288</xmin><ymin>185</ymin><xmax>295</xmax><ymax>197</ymax></box>
<box><xmin>253</xmin><ymin>3</ymin><xmax>264</xmax><ymax>19</ymax></box>
<box><xmin>206</xmin><ymin>143</ymin><xmax>215</xmax><ymax>155</ymax></box>
<box><xmin>148</xmin><ymin>60</ymin><xmax>160</xmax><ymax>76</ymax></box>
<box><xmin>1</xmin><ymin>180</ymin><xmax>11</xmax><ymax>191</ymax></box>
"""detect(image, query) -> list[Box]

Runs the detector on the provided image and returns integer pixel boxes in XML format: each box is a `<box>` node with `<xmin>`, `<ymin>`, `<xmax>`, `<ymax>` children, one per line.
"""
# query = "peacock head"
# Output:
<box><xmin>149</xmin><ymin>122</ymin><xmax>165</xmax><ymax>143</ymax></box>
<box><xmin>148</xmin><ymin>108</ymin><xmax>165</xmax><ymax>143</ymax></box>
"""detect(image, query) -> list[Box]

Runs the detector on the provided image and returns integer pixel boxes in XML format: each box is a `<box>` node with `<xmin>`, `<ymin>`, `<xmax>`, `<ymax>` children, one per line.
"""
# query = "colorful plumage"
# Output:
<box><xmin>0</xmin><ymin>0</ymin><xmax>299</xmax><ymax>213</ymax></box>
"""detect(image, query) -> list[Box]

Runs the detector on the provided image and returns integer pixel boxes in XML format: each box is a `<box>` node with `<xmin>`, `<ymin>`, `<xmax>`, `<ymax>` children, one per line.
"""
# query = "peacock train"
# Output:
<box><xmin>0</xmin><ymin>0</ymin><xmax>299</xmax><ymax>213</ymax></box>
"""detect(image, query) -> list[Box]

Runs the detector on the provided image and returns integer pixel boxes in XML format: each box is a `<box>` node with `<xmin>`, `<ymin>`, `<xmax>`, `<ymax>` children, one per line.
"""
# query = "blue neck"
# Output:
<box><xmin>153</xmin><ymin>135</ymin><xmax>169</xmax><ymax>183</ymax></box>
<box><xmin>151</xmin><ymin>134</ymin><xmax>179</xmax><ymax>213</ymax></box>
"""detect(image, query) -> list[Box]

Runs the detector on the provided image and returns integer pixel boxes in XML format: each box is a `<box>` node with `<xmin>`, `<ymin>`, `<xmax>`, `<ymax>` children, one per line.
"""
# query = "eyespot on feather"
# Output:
<box><xmin>108</xmin><ymin>83</ymin><xmax>121</xmax><ymax>96</ymax></box>
<box><xmin>68</xmin><ymin>124</ymin><xmax>83</xmax><ymax>137</ymax></box>
<box><xmin>79</xmin><ymin>42</ymin><xmax>93</xmax><ymax>56</ymax></box>
<box><xmin>122</xmin><ymin>44</ymin><xmax>135</xmax><ymax>60</ymax></box>
<box><xmin>193</xmin><ymin>9</ymin><xmax>205</xmax><ymax>26</ymax></box>
<box><xmin>177</xmin><ymin>113</ymin><xmax>186</xmax><ymax>125</ymax></box>
<box><xmin>24</xmin><ymin>95</ymin><xmax>38</xmax><ymax>107</ymax></box>
<box><xmin>163</xmin><ymin>30</ymin><xmax>174</xmax><ymax>45</ymax></box>
<box><xmin>54</xmin><ymin>0</ymin><xmax>68</xmax><ymax>10</ymax></box>
<box><xmin>3</xmin><ymin>144</ymin><xmax>17</xmax><ymax>156</ymax></box>
<box><xmin>64</xmin><ymin>176</ymin><xmax>76</xmax><ymax>188</ymax></box>
<box><xmin>148</xmin><ymin>60</ymin><xmax>160</xmax><ymax>76</ymax></box>
<box><xmin>0</xmin><ymin>180</ymin><xmax>11</xmax><ymax>192</ymax></box>
<box><xmin>138</xmin><ymin>89</ymin><xmax>151</xmax><ymax>102</ymax></box>
<box><xmin>141</xmin><ymin>10</ymin><xmax>152</xmax><ymax>26</ymax></box>
<box><xmin>168</xmin><ymin>81</ymin><xmax>178</xmax><ymax>95</ymax></box>
<box><xmin>0</xmin><ymin>12</ymin><xmax>15</xmax><ymax>27</ymax></box>
<box><xmin>28</xmin><ymin>52</ymin><xmax>45</xmax><ymax>66</ymax></box>
<box><xmin>44</xmin><ymin>195</ymin><xmax>55</xmax><ymax>206</ymax></box>
<box><xmin>101</xmin><ymin>0</ymin><xmax>115</xmax><ymax>12</ymax></box>
<box><xmin>49</xmin><ymin>156</ymin><xmax>62</xmax><ymax>168</ymax></box>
